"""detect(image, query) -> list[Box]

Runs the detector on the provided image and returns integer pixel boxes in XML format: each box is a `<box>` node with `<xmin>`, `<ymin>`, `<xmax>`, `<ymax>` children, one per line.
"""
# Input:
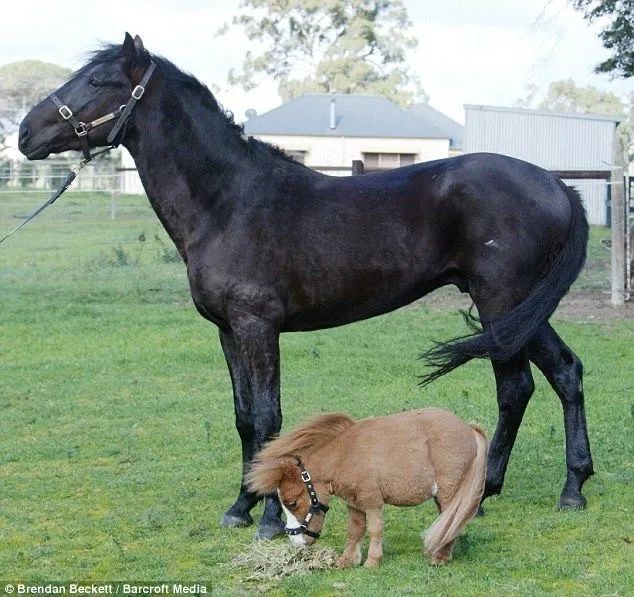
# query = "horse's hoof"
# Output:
<box><xmin>557</xmin><ymin>493</ymin><xmax>587</xmax><ymax>511</ymax></box>
<box><xmin>475</xmin><ymin>505</ymin><xmax>485</xmax><ymax>517</ymax></box>
<box><xmin>221</xmin><ymin>511</ymin><xmax>253</xmax><ymax>528</ymax></box>
<box><xmin>254</xmin><ymin>519</ymin><xmax>286</xmax><ymax>540</ymax></box>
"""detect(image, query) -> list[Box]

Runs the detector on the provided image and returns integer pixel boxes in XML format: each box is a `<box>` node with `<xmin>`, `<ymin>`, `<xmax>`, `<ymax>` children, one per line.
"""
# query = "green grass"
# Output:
<box><xmin>1</xmin><ymin>192</ymin><xmax>632</xmax><ymax>595</ymax></box>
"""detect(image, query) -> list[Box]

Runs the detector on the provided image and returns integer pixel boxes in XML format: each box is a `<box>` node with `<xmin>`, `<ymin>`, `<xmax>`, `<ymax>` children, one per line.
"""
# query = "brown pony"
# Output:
<box><xmin>247</xmin><ymin>408</ymin><xmax>488</xmax><ymax>567</ymax></box>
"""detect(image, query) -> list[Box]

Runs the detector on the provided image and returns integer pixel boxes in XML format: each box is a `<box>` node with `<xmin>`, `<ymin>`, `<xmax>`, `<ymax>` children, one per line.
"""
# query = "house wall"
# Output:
<box><xmin>252</xmin><ymin>134</ymin><xmax>450</xmax><ymax>174</ymax></box>
<box><xmin>118</xmin><ymin>136</ymin><xmax>451</xmax><ymax>193</ymax></box>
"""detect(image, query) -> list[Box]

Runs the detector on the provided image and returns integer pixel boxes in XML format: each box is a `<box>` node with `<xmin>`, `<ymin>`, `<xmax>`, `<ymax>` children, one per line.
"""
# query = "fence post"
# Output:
<box><xmin>110</xmin><ymin>170</ymin><xmax>119</xmax><ymax>220</ymax></box>
<box><xmin>610</xmin><ymin>128</ymin><xmax>626</xmax><ymax>306</ymax></box>
<box><xmin>352</xmin><ymin>160</ymin><xmax>364</xmax><ymax>175</ymax></box>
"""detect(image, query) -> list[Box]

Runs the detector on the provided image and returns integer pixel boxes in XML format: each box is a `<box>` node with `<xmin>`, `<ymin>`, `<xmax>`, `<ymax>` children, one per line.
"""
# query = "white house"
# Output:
<box><xmin>243</xmin><ymin>94</ymin><xmax>463</xmax><ymax>174</ymax></box>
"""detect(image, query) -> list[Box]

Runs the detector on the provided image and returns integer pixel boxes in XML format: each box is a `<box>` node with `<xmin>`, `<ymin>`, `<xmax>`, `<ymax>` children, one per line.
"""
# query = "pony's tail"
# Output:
<box><xmin>424</xmin><ymin>425</ymin><xmax>488</xmax><ymax>558</ymax></box>
<box><xmin>420</xmin><ymin>183</ymin><xmax>588</xmax><ymax>385</ymax></box>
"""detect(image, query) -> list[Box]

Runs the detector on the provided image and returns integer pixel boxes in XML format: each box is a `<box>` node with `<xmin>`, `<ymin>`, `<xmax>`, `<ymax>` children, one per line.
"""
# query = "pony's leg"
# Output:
<box><xmin>484</xmin><ymin>349</ymin><xmax>535</xmax><ymax>500</ymax></box>
<box><xmin>219</xmin><ymin>329</ymin><xmax>259</xmax><ymax>528</ymax></box>
<box><xmin>230</xmin><ymin>319</ymin><xmax>284</xmax><ymax>540</ymax></box>
<box><xmin>363</xmin><ymin>509</ymin><xmax>384</xmax><ymax>568</ymax></box>
<box><xmin>528</xmin><ymin>323</ymin><xmax>594</xmax><ymax>509</ymax></box>
<box><xmin>336</xmin><ymin>505</ymin><xmax>366</xmax><ymax>568</ymax></box>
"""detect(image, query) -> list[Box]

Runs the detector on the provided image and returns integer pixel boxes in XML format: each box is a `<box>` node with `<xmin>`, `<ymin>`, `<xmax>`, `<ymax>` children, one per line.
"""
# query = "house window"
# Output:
<box><xmin>287</xmin><ymin>150</ymin><xmax>307</xmax><ymax>164</ymax></box>
<box><xmin>363</xmin><ymin>152</ymin><xmax>416</xmax><ymax>168</ymax></box>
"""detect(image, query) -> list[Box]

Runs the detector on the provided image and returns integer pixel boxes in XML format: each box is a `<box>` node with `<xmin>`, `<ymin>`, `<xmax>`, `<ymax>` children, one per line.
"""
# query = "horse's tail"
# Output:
<box><xmin>424</xmin><ymin>425</ymin><xmax>488</xmax><ymax>558</ymax></box>
<box><xmin>420</xmin><ymin>182</ymin><xmax>588</xmax><ymax>385</ymax></box>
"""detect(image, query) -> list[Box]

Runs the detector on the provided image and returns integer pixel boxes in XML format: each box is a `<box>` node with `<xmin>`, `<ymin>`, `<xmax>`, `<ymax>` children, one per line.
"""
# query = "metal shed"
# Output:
<box><xmin>463</xmin><ymin>105</ymin><xmax>623</xmax><ymax>225</ymax></box>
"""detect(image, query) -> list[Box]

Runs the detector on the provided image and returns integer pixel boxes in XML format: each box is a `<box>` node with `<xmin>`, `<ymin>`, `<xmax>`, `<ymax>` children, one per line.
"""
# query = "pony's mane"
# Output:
<box><xmin>247</xmin><ymin>413</ymin><xmax>355</xmax><ymax>494</ymax></box>
<box><xmin>76</xmin><ymin>44</ymin><xmax>296</xmax><ymax>166</ymax></box>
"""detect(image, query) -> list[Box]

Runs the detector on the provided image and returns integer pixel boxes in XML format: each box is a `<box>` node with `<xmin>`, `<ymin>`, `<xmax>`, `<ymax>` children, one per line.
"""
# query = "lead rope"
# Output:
<box><xmin>0</xmin><ymin>146</ymin><xmax>112</xmax><ymax>245</ymax></box>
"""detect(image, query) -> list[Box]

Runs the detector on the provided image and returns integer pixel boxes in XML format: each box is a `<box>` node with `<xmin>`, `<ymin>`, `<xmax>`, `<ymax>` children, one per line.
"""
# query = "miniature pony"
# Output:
<box><xmin>247</xmin><ymin>408</ymin><xmax>488</xmax><ymax>567</ymax></box>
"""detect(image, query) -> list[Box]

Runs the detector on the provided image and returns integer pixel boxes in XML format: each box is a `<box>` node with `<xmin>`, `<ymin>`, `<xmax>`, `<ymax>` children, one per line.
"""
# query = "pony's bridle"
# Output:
<box><xmin>284</xmin><ymin>458</ymin><xmax>329</xmax><ymax>540</ymax></box>
<box><xmin>48</xmin><ymin>61</ymin><xmax>156</xmax><ymax>161</ymax></box>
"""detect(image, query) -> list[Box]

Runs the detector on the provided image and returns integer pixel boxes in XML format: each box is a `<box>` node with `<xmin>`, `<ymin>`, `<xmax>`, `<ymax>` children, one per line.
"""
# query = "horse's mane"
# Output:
<box><xmin>247</xmin><ymin>413</ymin><xmax>355</xmax><ymax>494</ymax></box>
<box><xmin>76</xmin><ymin>44</ymin><xmax>296</xmax><ymax>166</ymax></box>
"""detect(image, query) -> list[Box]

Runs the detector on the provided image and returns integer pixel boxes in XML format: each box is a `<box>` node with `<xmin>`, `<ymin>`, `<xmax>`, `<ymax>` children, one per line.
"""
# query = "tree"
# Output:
<box><xmin>0</xmin><ymin>60</ymin><xmax>71</xmax><ymax>127</ymax></box>
<box><xmin>220</xmin><ymin>0</ymin><xmax>427</xmax><ymax>106</ymax></box>
<box><xmin>537</xmin><ymin>79</ymin><xmax>626</xmax><ymax>114</ymax></box>
<box><xmin>570</xmin><ymin>0</ymin><xmax>633</xmax><ymax>78</ymax></box>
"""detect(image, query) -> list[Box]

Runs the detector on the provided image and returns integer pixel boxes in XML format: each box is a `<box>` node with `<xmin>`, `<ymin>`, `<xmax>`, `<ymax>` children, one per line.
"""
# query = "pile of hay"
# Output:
<box><xmin>230</xmin><ymin>540</ymin><xmax>338</xmax><ymax>581</ymax></box>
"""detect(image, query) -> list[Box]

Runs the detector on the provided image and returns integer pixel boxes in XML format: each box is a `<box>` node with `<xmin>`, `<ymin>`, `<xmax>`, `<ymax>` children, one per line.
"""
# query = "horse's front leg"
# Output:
<box><xmin>228</xmin><ymin>318</ymin><xmax>284</xmax><ymax>539</ymax></box>
<box><xmin>219</xmin><ymin>328</ymin><xmax>260</xmax><ymax>528</ymax></box>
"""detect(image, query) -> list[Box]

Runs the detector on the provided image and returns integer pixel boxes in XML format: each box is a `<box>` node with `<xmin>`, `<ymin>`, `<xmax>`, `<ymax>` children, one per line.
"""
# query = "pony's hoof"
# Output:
<box><xmin>429</xmin><ymin>555</ymin><xmax>451</xmax><ymax>566</ymax></box>
<box><xmin>336</xmin><ymin>555</ymin><xmax>361</xmax><ymax>568</ymax></box>
<box><xmin>254</xmin><ymin>519</ymin><xmax>286</xmax><ymax>540</ymax></box>
<box><xmin>221</xmin><ymin>511</ymin><xmax>253</xmax><ymax>528</ymax></box>
<box><xmin>557</xmin><ymin>493</ymin><xmax>587</xmax><ymax>510</ymax></box>
<box><xmin>363</xmin><ymin>558</ymin><xmax>381</xmax><ymax>569</ymax></box>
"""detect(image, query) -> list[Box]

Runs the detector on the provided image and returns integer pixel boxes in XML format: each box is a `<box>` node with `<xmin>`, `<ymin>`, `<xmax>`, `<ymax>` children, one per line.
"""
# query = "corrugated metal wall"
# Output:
<box><xmin>464</xmin><ymin>105</ymin><xmax>619</xmax><ymax>225</ymax></box>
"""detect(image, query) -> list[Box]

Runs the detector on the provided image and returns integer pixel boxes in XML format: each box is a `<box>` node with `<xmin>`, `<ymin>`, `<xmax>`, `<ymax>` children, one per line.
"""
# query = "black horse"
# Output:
<box><xmin>19</xmin><ymin>34</ymin><xmax>593</xmax><ymax>538</ymax></box>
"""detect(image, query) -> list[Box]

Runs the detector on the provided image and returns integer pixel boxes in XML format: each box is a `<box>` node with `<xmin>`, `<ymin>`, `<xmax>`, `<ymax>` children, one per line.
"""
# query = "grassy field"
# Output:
<box><xmin>1</xmin><ymin>191</ymin><xmax>632</xmax><ymax>595</ymax></box>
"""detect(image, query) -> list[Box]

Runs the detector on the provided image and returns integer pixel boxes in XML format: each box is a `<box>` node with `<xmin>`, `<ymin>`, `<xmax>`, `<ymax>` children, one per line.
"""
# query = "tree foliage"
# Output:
<box><xmin>0</xmin><ymin>60</ymin><xmax>71</xmax><ymax>125</ymax></box>
<box><xmin>221</xmin><ymin>0</ymin><xmax>426</xmax><ymax>106</ymax></box>
<box><xmin>570</xmin><ymin>0</ymin><xmax>633</xmax><ymax>78</ymax></box>
<box><xmin>537</xmin><ymin>79</ymin><xmax>626</xmax><ymax>114</ymax></box>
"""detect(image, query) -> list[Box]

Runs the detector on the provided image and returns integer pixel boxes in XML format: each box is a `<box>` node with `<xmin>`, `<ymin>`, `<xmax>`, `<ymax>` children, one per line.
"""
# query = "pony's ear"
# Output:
<box><xmin>122</xmin><ymin>32</ymin><xmax>149</xmax><ymax>68</ymax></box>
<box><xmin>280</xmin><ymin>459</ymin><xmax>300</xmax><ymax>480</ymax></box>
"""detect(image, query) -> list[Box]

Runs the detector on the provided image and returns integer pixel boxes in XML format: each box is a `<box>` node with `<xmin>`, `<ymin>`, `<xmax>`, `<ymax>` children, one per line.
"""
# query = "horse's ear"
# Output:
<box><xmin>133</xmin><ymin>35</ymin><xmax>146</xmax><ymax>57</ymax></box>
<box><xmin>122</xmin><ymin>32</ymin><xmax>136</xmax><ymax>65</ymax></box>
<box><xmin>122</xmin><ymin>32</ymin><xmax>149</xmax><ymax>68</ymax></box>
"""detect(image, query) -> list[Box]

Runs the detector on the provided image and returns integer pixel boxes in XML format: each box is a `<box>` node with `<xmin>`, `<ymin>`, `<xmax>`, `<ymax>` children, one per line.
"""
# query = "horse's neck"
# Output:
<box><xmin>122</xmin><ymin>86</ymin><xmax>247</xmax><ymax>253</ymax></box>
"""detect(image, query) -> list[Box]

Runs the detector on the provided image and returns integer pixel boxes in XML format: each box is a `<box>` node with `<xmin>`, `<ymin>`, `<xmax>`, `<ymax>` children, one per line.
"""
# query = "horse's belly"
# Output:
<box><xmin>282</xmin><ymin>272</ymin><xmax>439</xmax><ymax>332</ymax></box>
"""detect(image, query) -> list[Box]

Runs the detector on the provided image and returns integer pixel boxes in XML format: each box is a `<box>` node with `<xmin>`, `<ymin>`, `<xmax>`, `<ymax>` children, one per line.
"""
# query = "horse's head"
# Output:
<box><xmin>19</xmin><ymin>33</ymin><xmax>151</xmax><ymax>160</ymax></box>
<box><xmin>248</xmin><ymin>457</ymin><xmax>330</xmax><ymax>547</ymax></box>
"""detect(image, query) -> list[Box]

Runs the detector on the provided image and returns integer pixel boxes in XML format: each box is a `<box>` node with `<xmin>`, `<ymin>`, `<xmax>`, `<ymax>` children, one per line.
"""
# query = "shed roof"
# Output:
<box><xmin>243</xmin><ymin>94</ymin><xmax>449</xmax><ymax>139</ymax></box>
<box><xmin>464</xmin><ymin>104</ymin><xmax>623</xmax><ymax>123</ymax></box>
<box><xmin>409</xmin><ymin>103</ymin><xmax>464</xmax><ymax>149</ymax></box>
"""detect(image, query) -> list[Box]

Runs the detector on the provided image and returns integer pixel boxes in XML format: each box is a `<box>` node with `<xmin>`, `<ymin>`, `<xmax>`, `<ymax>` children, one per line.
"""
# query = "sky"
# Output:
<box><xmin>0</xmin><ymin>0</ymin><xmax>630</xmax><ymax>124</ymax></box>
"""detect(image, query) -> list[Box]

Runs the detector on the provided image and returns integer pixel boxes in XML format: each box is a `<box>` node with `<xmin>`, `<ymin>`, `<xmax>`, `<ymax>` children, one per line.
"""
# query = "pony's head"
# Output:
<box><xmin>247</xmin><ymin>412</ymin><xmax>354</xmax><ymax>546</ymax></box>
<box><xmin>248</xmin><ymin>457</ymin><xmax>329</xmax><ymax>547</ymax></box>
<box><xmin>19</xmin><ymin>33</ymin><xmax>151</xmax><ymax>160</ymax></box>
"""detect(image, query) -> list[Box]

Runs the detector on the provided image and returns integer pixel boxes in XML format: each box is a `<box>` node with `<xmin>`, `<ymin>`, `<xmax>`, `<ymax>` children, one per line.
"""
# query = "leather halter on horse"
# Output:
<box><xmin>48</xmin><ymin>61</ymin><xmax>156</xmax><ymax>161</ymax></box>
<box><xmin>284</xmin><ymin>458</ymin><xmax>329</xmax><ymax>540</ymax></box>
<box><xmin>0</xmin><ymin>61</ymin><xmax>156</xmax><ymax>245</ymax></box>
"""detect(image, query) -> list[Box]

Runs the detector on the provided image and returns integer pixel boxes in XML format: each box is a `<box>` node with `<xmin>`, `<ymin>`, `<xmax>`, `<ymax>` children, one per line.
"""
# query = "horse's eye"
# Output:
<box><xmin>286</xmin><ymin>501</ymin><xmax>297</xmax><ymax>510</ymax></box>
<box><xmin>88</xmin><ymin>77</ymin><xmax>100</xmax><ymax>88</ymax></box>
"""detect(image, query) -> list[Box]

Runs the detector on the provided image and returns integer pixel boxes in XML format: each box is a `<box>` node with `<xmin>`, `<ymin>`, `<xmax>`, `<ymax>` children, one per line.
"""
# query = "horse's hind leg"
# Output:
<box><xmin>528</xmin><ymin>323</ymin><xmax>594</xmax><ymax>509</ymax></box>
<box><xmin>485</xmin><ymin>348</ymin><xmax>535</xmax><ymax>500</ymax></box>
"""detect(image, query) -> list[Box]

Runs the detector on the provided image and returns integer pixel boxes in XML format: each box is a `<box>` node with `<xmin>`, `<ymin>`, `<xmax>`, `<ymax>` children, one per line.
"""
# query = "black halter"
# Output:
<box><xmin>48</xmin><ymin>61</ymin><xmax>156</xmax><ymax>160</ymax></box>
<box><xmin>284</xmin><ymin>458</ymin><xmax>329</xmax><ymax>540</ymax></box>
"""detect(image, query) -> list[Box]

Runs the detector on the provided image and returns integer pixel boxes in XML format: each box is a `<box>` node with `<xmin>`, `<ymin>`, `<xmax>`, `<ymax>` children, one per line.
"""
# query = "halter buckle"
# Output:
<box><xmin>131</xmin><ymin>85</ymin><xmax>145</xmax><ymax>100</ymax></box>
<box><xmin>58</xmin><ymin>105</ymin><xmax>73</xmax><ymax>120</ymax></box>
<box><xmin>301</xmin><ymin>470</ymin><xmax>311</xmax><ymax>482</ymax></box>
<box><xmin>74</xmin><ymin>123</ymin><xmax>88</xmax><ymax>137</ymax></box>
